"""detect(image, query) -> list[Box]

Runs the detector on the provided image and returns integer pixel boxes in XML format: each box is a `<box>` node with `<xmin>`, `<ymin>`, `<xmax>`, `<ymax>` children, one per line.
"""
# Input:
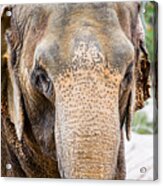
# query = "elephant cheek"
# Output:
<box><xmin>54</xmin><ymin>71</ymin><xmax>121</xmax><ymax>179</ymax></box>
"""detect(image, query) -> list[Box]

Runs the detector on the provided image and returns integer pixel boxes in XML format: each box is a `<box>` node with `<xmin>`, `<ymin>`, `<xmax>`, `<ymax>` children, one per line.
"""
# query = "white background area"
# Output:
<box><xmin>0</xmin><ymin>0</ymin><xmax>162</xmax><ymax>185</ymax></box>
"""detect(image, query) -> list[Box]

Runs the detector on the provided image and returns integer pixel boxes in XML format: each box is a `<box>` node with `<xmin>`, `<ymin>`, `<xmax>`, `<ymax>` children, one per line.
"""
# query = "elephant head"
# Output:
<box><xmin>1</xmin><ymin>2</ymin><xmax>150</xmax><ymax>179</ymax></box>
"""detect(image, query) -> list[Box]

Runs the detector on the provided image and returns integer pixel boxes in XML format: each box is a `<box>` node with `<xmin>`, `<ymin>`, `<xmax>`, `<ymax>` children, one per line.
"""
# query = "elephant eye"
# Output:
<box><xmin>119</xmin><ymin>62</ymin><xmax>134</xmax><ymax>95</ymax></box>
<box><xmin>31</xmin><ymin>67</ymin><xmax>54</xmax><ymax>98</ymax></box>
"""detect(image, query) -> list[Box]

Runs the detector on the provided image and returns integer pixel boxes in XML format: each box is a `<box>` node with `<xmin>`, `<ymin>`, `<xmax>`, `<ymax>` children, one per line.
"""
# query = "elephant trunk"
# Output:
<box><xmin>54</xmin><ymin>66</ymin><xmax>121</xmax><ymax>179</ymax></box>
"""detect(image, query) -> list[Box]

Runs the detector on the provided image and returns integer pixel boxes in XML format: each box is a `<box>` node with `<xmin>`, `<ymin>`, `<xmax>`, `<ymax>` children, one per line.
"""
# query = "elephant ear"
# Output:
<box><xmin>1</xmin><ymin>6</ymin><xmax>24</xmax><ymax>141</ymax></box>
<box><xmin>134</xmin><ymin>15</ymin><xmax>150</xmax><ymax>110</ymax></box>
<box><xmin>119</xmin><ymin>13</ymin><xmax>150</xmax><ymax>141</ymax></box>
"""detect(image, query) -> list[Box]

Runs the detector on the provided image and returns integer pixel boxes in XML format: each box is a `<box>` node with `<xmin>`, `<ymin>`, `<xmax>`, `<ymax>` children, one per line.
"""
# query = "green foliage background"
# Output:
<box><xmin>144</xmin><ymin>2</ymin><xmax>155</xmax><ymax>62</ymax></box>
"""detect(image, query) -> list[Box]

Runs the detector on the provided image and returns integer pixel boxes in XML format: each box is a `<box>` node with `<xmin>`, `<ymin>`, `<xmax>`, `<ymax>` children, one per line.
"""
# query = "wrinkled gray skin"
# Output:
<box><xmin>1</xmin><ymin>3</ymin><xmax>148</xmax><ymax>179</ymax></box>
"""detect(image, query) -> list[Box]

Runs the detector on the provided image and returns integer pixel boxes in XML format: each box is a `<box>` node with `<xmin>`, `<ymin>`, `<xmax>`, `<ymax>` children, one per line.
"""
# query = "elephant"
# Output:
<box><xmin>1</xmin><ymin>2</ymin><xmax>150</xmax><ymax>179</ymax></box>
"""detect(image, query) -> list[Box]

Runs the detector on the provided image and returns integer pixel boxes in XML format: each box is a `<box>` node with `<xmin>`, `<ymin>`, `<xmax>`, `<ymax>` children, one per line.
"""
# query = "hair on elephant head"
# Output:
<box><xmin>1</xmin><ymin>2</ymin><xmax>150</xmax><ymax>179</ymax></box>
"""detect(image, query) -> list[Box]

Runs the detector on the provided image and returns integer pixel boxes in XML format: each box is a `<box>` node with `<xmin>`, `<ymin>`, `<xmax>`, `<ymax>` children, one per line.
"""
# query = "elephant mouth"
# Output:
<box><xmin>54</xmin><ymin>65</ymin><xmax>121</xmax><ymax>179</ymax></box>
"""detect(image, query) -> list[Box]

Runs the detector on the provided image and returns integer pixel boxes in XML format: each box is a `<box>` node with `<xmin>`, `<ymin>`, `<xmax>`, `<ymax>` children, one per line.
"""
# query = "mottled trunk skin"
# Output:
<box><xmin>54</xmin><ymin>65</ymin><xmax>122</xmax><ymax>179</ymax></box>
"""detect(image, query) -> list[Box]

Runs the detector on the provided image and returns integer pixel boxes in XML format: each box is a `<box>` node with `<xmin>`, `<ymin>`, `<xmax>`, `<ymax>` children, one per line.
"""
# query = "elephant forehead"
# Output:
<box><xmin>19</xmin><ymin>3</ymin><xmax>134</xmax><ymax>78</ymax></box>
<box><xmin>71</xmin><ymin>38</ymin><xmax>105</xmax><ymax>69</ymax></box>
